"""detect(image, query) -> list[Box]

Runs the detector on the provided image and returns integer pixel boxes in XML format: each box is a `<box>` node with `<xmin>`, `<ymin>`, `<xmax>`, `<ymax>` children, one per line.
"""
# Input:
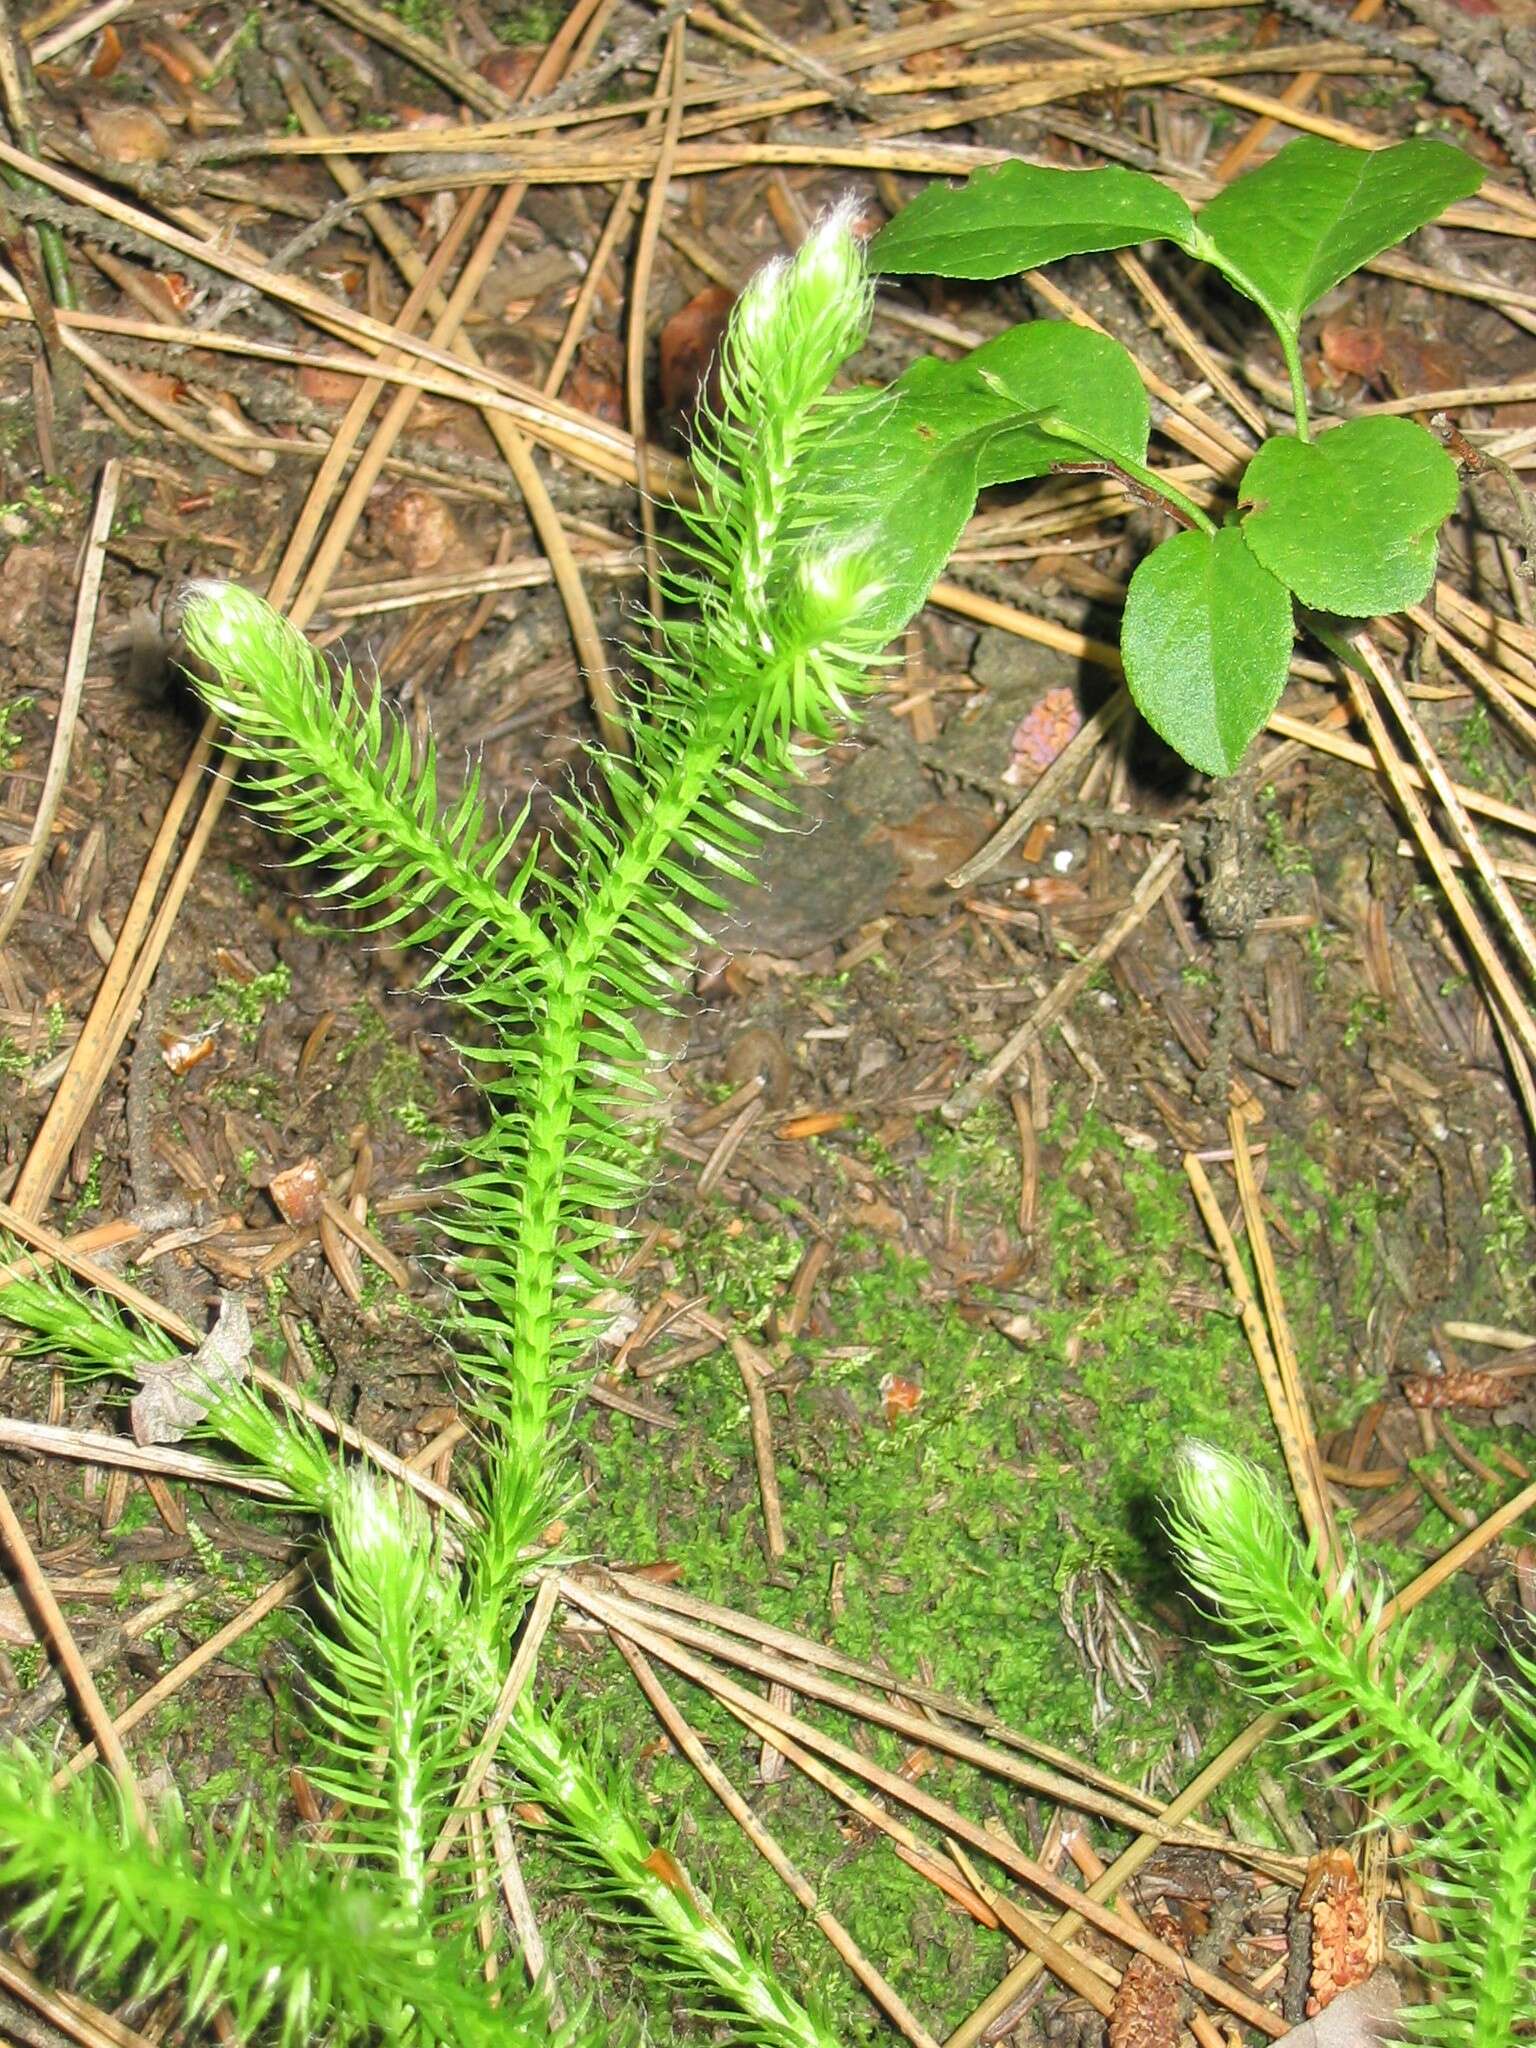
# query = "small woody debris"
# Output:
<box><xmin>1108</xmin><ymin>1909</ymin><xmax>1184</xmax><ymax>2048</ymax></box>
<box><xmin>269</xmin><ymin>1156</ymin><xmax>326</xmax><ymax>1227</ymax></box>
<box><xmin>1300</xmin><ymin>1848</ymin><xmax>1372</xmax><ymax>2015</ymax></box>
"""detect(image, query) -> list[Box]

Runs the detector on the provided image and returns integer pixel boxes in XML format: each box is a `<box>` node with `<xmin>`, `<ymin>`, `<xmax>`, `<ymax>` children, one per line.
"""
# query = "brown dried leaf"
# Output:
<box><xmin>477</xmin><ymin>46</ymin><xmax>542</xmax><ymax>95</ymax></box>
<box><xmin>1320</xmin><ymin>319</ymin><xmax>1385</xmax><ymax>381</ymax></box>
<box><xmin>659</xmin><ymin>285</ymin><xmax>737</xmax><ymax>422</ymax></box>
<box><xmin>298</xmin><ymin>355</ymin><xmax>367</xmax><ymax>409</ymax></box>
<box><xmin>130</xmin><ymin>1296</ymin><xmax>251</xmax><ymax>1447</ymax></box>
<box><xmin>160</xmin><ymin>1027</ymin><xmax>217</xmax><ymax>1075</ymax></box>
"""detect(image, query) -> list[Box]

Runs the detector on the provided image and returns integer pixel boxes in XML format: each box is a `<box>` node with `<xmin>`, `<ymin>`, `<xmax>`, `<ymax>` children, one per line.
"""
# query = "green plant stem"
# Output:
<box><xmin>1279</xmin><ymin>327</ymin><xmax>1311</xmax><ymax>442</ymax></box>
<box><xmin>1042</xmin><ymin>417</ymin><xmax>1217</xmax><ymax>534</ymax></box>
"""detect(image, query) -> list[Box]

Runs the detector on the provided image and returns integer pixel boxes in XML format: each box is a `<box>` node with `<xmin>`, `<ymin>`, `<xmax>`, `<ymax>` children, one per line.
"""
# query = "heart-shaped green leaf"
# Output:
<box><xmin>870</xmin><ymin>161</ymin><xmax>1199</xmax><ymax>279</ymax></box>
<box><xmin>891</xmin><ymin>321</ymin><xmax>1150</xmax><ymax>484</ymax></box>
<box><xmin>1122</xmin><ymin>527</ymin><xmax>1294</xmax><ymax>777</ymax></box>
<box><xmin>1239</xmin><ymin>416</ymin><xmax>1459</xmax><ymax>615</ymax></box>
<box><xmin>1194</xmin><ymin>136</ymin><xmax>1483</xmax><ymax>335</ymax></box>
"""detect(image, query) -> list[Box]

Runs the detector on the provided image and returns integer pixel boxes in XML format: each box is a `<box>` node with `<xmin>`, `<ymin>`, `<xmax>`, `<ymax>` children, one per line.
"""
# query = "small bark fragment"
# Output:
<box><xmin>1300</xmin><ymin>1848</ymin><xmax>1372</xmax><ymax>2015</ymax></box>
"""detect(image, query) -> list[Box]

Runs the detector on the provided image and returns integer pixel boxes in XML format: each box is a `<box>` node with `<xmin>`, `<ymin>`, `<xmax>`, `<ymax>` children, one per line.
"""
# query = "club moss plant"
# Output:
<box><xmin>3</xmin><ymin>203</ymin><xmax>937</xmax><ymax>2048</ymax></box>
<box><xmin>0</xmin><ymin>184</ymin><xmax>1515</xmax><ymax>2040</ymax></box>
<box><xmin>1170</xmin><ymin>1443</ymin><xmax>1536</xmax><ymax>2045</ymax></box>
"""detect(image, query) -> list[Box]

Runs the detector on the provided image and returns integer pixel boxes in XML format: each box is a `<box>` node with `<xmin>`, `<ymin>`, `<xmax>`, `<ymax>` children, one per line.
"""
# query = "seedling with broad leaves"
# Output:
<box><xmin>846</xmin><ymin>135</ymin><xmax>1483</xmax><ymax>776</ymax></box>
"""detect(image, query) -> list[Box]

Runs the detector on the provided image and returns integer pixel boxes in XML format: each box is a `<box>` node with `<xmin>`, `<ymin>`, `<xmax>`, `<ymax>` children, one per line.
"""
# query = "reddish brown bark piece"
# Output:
<box><xmin>1301</xmin><ymin>1848</ymin><xmax>1372</xmax><ymax>2015</ymax></box>
<box><xmin>1108</xmin><ymin>1953</ymin><xmax>1181</xmax><ymax>2048</ymax></box>
<box><xmin>1109</xmin><ymin>1909</ymin><xmax>1184</xmax><ymax>2048</ymax></box>
<box><xmin>1402</xmin><ymin>1369</ymin><xmax>1508</xmax><ymax>1408</ymax></box>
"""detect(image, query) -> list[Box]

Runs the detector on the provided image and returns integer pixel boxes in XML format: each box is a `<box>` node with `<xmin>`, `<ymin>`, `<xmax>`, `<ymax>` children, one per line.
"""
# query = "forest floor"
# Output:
<box><xmin>0</xmin><ymin>0</ymin><xmax>1534</xmax><ymax>2041</ymax></box>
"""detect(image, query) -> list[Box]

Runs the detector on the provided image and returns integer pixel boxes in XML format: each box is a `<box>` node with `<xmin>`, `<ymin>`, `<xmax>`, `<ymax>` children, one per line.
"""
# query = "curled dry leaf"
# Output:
<box><xmin>88</xmin><ymin>24</ymin><xmax>123</xmax><ymax>78</ymax></box>
<box><xmin>880</xmin><ymin>1372</ymin><xmax>923</xmax><ymax>1421</ymax></box>
<box><xmin>159</xmin><ymin>1027</ymin><xmax>217</xmax><ymax>1075</ymax></box>
<box><xmin>130</xmin><ymin>1295</ymin><xmax>251</xmax><ymax>1447</ymax></box>
<box><xmin>270</xmin><ymin>1156</ymin><xmax>326</xmax><ymax>1227</ymax></box>
<box><xmin>82</xmin><ymin>104</ymin><xmax>174</xmax><ymax>165</ymax></box>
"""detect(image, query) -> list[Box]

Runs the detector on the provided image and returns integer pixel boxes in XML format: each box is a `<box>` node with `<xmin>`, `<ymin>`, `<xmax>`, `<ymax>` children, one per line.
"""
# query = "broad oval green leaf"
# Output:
<box><xmin>870</xmin><ymin>161</ymin><xmax>1199</xmax><ymax>279</ymax></box>
<box><xmin>1122</xmin><ymin>527</ymin><xmax>1293</xmax><ymax>777</ymax></box>
<box><xmin>892</xmin><ymin>320</ymin><xmax>1150</xmax><ymax>484</ymax></box>
<box><xmin>1238</xmin><ymin>416</ymin><xmax>1459</xmax><ymax>615</ymax></box>
<box><xmin>788</xmin><ymin>396</ymin><xmax>992</xmax><ymax>642</ymax></box>
<box><xmin>1194</xmin><ymin>136</ymin><xmax>1484</xmax><ymax>334</ymax></box>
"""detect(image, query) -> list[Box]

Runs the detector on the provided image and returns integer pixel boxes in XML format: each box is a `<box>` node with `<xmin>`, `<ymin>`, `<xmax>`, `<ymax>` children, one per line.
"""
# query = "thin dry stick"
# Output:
<box><xmin>944</xmin><ymin>838</ymin><xmax>1185</xmax><ymax>1122</ymax></box>
<box><xmin>284</xmin><ymin>18</ymin><xmax>627</xmax><ymax>747</ymax></box>
<box><xmin>953</xmin><ymin>1457</ymin><xmax>1536</xmax><ymax>2044</ymax></box>
<box><xmin>50</xmin><ymin>1564</ymin><xmax>307</xmax><ymax>1788</ymax></box>
<box><xmin>1360</xmin><ymin>632</ymin><xmax>1536</xmax><ymax>998</ymax></box>
<box><xmin>604</xmin><ymin>1569</ymin><xmax>1192</xmax><ymax>1819</ymax></box>
<box><xmin>1214</xmin><ymin>0</ymin><xmax>1384</xmax><ymax>176</ymax></box>
<box><xmin>0</xmin><ymin>1416</ymin><xmax>291</xmax><ymax>1500</ymax></box>
<box><xmin>1343</xmin><ymin>658</ymin><xmax>1536</xmax><ymax>1073</ymax></box>
<box><xmin>627</xmin><ymin>15</ymin><xmax>688</xmax><ymax>630</ymax></box>
<box><xmin>266</xmin><ymin>187</ymin><xmax>491</xmax><ymax>612</ymax></box>
<box><xmin>929</xmin><ymin>574</ymin><xmax>1536</xmax><ymax>840</ymax></box>
<box><xmin>570</xmin><ymin>1577</ymin><xmax>1236</xmax><ymax>1849</ymax></box>
<box><xmin>732</xmin><ymin>1333</ymin><xmax>787</xmax><ymax>1560</ymax></box>
<box><xmin>0</xmin><ymin>458</ymin><xmax>117</xmax><ymax>945</ymax></box>
<box><xmin>0</xmin><ymin>1199</ymin><xmax>472</xmax><ymax>1527</ymax></box>
<box><xmin>1409</xmin><ymin>605</ymin><xmax>1536</xmax><ymax>752</ymax></box>
<box><xmin>724</xmin><ymin>1689</ymin><xmax>1122</xmax><ymax>2022</ymax></box>
<box><xmin>609</xmin><ymin>1628</ymin><xmax>943</xmax><ymax>2048</ymax></box>
<box><xmin>1113</xmin><ymin>248</ymin><xmax>1268</xmax><ymax>440</ymax></box>
<box><xmin>1268</xmin><ymin>705</ymin><xmax>1536</xmax><ymax>839</ymax></box>
<box><xmin>428</xmin><ymin>1574</ymin><xmax>562</xmax><ymax>1869</ymax></box>
<box><xmin>7</xmin><ymin>728</ymin><xmax>216</xmax><ymax>1218</ymax></box>
<box><xmin>0</xmin><ymin>1474</ymin><xmax>146</xmax><ymax>1827</ymax></box>
<box><xmin>0</xmin><ymin>1946</ymin><xmax>154</xmax><ymax>2048</ymax></box>
<box><xmin>561</xmin><ymin>1583</ymin><xmax>1285</xmax><ymax>2038</ymax></box>
<box><xmin>49</xmin><ymin>1416</ymin><xmax>462</xmax><ymax>1789</ymax></box>
<box><xmin>1223</xmin><ymin>1115</ymin><xmax>1340</xmax><ymax>1576</ymax></box>
<box><xmin>483</xmin><ymin>1800</ymin><xmax>554</xmax><ymax>2003</ymax></box>
<box><xmin>947</xmin><ymin>689</ymin><xmax>1133</xmax><ymax>888</ymax></box>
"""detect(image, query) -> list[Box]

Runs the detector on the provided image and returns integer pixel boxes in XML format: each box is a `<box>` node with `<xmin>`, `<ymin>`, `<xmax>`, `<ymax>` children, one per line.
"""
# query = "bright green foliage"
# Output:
<box><xmin>1192</xmin><ymin>137</ymin><xmax>1484</xmax><ymax>337</ymax></box>
<box><xmin>0</xmin><ymin>1749</ymin><xmax>569</xmax><ymax>2048</ymax></box>
<box><xmin>1238</xmin><ymin>416</ymin><xmax>1461</xmax><ymax>616</ymax></box>
<box><xmin>865</xmin><ymin>135</ymin><xmax>1481</xmax><ymax>778</ymax></box>
<box><xmin>870</xmin><ymin>159</ymin><xmax>1199</xmax><ymax>275</ymax></box>
<box><xmin>1169</xmin><ymin>1444</ymin><xmax>1536</xmax><ymax>2046</ymax></box>
<box><xmin>0</xmin><ymin>210</ymin><xmax>938</xmax><ymax>2047</ymax></box>
<box><xmin>1121</xmin><ymin>526</ymin><xmax>1293</xmax><ymax>776</ymax></box>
